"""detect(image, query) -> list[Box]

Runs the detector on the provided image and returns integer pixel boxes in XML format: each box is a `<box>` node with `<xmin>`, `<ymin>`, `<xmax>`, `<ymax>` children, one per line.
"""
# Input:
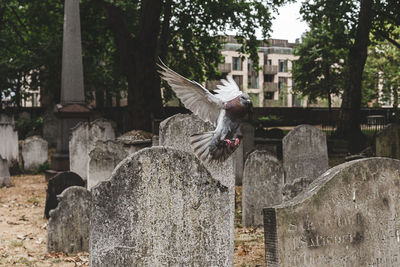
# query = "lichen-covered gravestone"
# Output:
<box><xmin>87</xmin><ymin>138</ymin><xmax>151</xmax><ymax>190</ymax></box>
<box><xmin>159</xmin><ymin>113</ymin><xmax>236</xmax><ymax>262</ymax></box>
<box><xmin>242</xmin><ymin>150</ymin><xmax>283</xmax><ymax>227</ymax></box>
<box><xmin>44</xmin><ymin>171</ymin><xmax>85</xmax><ymax>219</ymax></box>
<box><xmin>47</xmin><ymin>186</ymin><xmax>91</xmax><ymax>253</ymax></box>
<box><xmin>0</xmin><ymin>114</ymin><xmax>18</xmax><ymax>172</ymax></box>
<box><xmin>376</xmin><ymin>123</ymin><xmax>400</xmax><ymax>159</ymax></box>
<box><xmin>264</xmin><ymin>158</ymin><xmax>400</xmax><ymax>267</ymax></box>
<box><xmin>282</xmin><ymin>124</ymin><xmax>328</xmax><ymax>199</ymax></box>
<box><xmin>90</xmin><ymin>147</ymin><xmax>231</xmax><ymax>266</ymax></box>
<box><xmin>22</xmin><ymin>136</ymin><xmax>48</xmax><ymax>171</ymax></box>
<box><xmin>0</xmin><ymin>156</ymin><xmax>11</xmax><ymax>187</ymax></box>
<box><xmin>69</xmin><ymin>118</ymin><xmax>115</xmax><ymax>181</ymax></box>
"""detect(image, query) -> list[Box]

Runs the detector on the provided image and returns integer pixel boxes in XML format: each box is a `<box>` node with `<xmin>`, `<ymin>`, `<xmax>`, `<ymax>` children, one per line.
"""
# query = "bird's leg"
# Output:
<box><xmin>234</xmin><ymin>138</ymin><xmax>240</xmax><ymax>146</ymax></box>
<box><xmin>224</xmin><ymin>139</ymin><xmax>233</xmax><ymax>147</ymax></box>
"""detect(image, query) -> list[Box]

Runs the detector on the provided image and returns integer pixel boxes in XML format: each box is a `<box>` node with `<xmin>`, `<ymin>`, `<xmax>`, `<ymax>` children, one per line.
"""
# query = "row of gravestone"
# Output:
<box><xmin>242</xmin><ymin>124</ymin><xmax>329</xmax><ymax>227</ymax></box>
<box><xmin>46</xmin><ymin>114</ymin><xmax>400</xmax><ymax>266</ymax></box>
<box><xmin>47</xmin><ymin>113</ymin><xmax>239</xmax><ymax>266</ymax></box>
<box><xmin>242</xmin><ymin>122</ymin><xmax>400</xmax><ymax>229</ymax></box>
<box><xmin>48</xmin><ymin>143</ymin><xmax>400</xmax><ymax>266</ymax></box>
<box><xmin>0</xmin><ymin>114</ymin><xmax>48</xmax><ymax>187</ymax></box>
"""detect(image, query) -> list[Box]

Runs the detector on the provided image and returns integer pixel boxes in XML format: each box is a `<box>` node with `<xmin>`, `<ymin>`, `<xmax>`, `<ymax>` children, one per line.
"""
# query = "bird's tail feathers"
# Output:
<box><xmin>190</xmin><ymin>132</ymin><xmax>214</xmax><ymax>162</ymax></box>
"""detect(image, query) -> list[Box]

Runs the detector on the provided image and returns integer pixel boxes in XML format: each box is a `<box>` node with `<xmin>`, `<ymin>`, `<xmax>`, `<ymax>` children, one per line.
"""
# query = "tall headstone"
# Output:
<box><xmin>90</xmin><ymin>147</ymin><xmax>231</xmax><ymax>266</ymax></box>
<box><xmin>0</xmin><ymin>114</ymin><xmax>18</xmax><ymax>171</ymax></box>
<box><xmin>264</xmin><ymin>158</ymin><xmax>400</xmax><ymax>267</ymax></box>
<box><xmin>47</xmin><ymin>186</ymin><xmax>91</xmax><ymax>253</ymax></box>
<box><xmin>69</xmin><ymin>119</ymin><xmax>115</xmax><ymax>180</ymax></box>
<box><xmin>87</xmin><ymin>138</ymin><xmax>151</xmax><ymax>190</ymax></box>
<box><xmin>0</xmin><ymin>156</ymin><xmax>11</xmax><ymax>187</ymax></box>
<box><xmin>376</xmin><ymin>123</ymin><xmax>400</xmax><ymax>159</ymax></box>
<box><xmin>242</xmin><ymin>151</ymin><xmax>283</xmax><ymax>227</ymax></box>
<box><xmin>44</xmin><ymin>171</ymin><xmax>85</xmax><ymax>219</ymax></box>
<box><xmin>22</xmin><ymin>136</ymin><xmax>48</xmax><ymax>171</ymax></box>
<box><xmin>46</xmin><ymin>0</ymin><xmax>90</xmax><ymax>180</ymax></box>
<box><xmin>282</xmin><ymin>124</ymin><xmax>328</xmax><ymax>199</ymax></box>
<box><xmin>159</xmin><ymin>113</ymin><xmax>236</xmax><ymax>263</ymax></box>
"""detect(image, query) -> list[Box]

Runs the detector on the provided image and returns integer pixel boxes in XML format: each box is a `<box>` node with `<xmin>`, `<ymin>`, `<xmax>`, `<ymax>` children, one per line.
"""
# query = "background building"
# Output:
<box><xmin>206</xmin><ymin>36</ymin><xmax>302</xmax><ymax>107</ymax></box>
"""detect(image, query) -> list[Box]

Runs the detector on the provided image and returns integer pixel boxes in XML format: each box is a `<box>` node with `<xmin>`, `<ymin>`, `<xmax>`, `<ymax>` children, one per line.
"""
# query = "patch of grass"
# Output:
<box><xmin>9</xmin><ymin>240</ymin><xmax>24</xmax><ymax>248</ymax></box>
<box><xmin>32</xmin><ymin>161</ymin><xmax>50</xmax><ymax>174</ymax></box>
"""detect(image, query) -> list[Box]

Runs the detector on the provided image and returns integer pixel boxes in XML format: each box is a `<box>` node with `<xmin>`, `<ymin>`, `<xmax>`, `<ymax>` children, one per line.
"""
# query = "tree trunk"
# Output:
<box><xmin>104</xmin><ymin>0</ymin><xmax>162</xmax><ymax>132</ymax></box>
<box><xmin>336</xmin><ymin>0</ymin><xmax>373</xmax><ymax>153</ymax></box>
<box><xmin>126</xmin><ymin>0</ymin><xmax>163</xmax><ymax>132</ymax></box>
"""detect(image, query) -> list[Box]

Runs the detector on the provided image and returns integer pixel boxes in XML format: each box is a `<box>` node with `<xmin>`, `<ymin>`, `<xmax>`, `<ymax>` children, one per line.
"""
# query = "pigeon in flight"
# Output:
<box><xmin>158</xmin><ymin>61</ymin><xmax>252</xmax><ymax>162</ymax></box>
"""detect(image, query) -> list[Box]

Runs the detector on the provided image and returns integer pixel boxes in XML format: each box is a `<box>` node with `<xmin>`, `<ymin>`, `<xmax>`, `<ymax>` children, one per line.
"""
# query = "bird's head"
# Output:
<box><xmin>239</xmin><ymin>93</ymin><xmax>252</xmax><ymax>109</ymax></box>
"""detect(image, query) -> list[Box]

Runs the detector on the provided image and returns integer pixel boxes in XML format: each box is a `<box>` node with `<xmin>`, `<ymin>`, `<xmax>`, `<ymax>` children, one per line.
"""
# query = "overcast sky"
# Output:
<box><xmin>270</xmin><ymin>1</ymin><xmax>309</xmax><ymax>43</ymax></box>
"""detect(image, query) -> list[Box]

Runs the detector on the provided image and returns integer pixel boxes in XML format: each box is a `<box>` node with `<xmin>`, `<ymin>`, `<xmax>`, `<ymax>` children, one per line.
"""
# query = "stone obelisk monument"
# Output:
<box><xmin>46</xmin><ymin>0</ymin><xmax>90</xmax><ymax>180</ymax></box>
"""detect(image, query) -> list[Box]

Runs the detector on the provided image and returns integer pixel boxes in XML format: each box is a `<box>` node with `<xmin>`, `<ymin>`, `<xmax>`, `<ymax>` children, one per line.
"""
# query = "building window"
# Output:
<box><xmin>232</xmin><ymin>75</ymin><xmax>243</xmax><ymax>89</ymax></box>
<box><xmin>264</xmin><ymin>74</ymin><xmax>274</xmax><ymax>83</ymax></box>
<box><xmin>248</xmin><ymin>75</ymin><xmax>259</xmax><ymax>89</ymax></box>
<box><xmin>279</xmin><ymin>59</ymin><xmax>288</xmax><ymax>72</ymax></box>
<box><xmin>264</xmin><ymin>92</ymin><xmax>274</xmax><ymax>100</ymax></box>
<box><xmin>232</xmin><ymin>57</ymin><xmax>242</xmax><ymax>71</ymax></box>
<box><xmin>278</xmin><ymin>77</ymin><xmax>288</xmax><ymax>91</ymax></box>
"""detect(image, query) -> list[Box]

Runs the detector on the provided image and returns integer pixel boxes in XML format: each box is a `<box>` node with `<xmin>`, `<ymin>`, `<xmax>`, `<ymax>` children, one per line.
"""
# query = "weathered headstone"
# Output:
<box><xmin>234</xmin><ymin>122</ymin><xmax>255</xmax><ymax>186</ymax></box>
<box><xmin>0</xmin><ymin>114</ymin><xmax>18</xmax><ymax>171</ymax></box>
<box><xmin>159</xmin><ymin>113</ymin><xmax>236</xmax><ymax>261</ymax></box>
<box><xmin>264</xmin><ymin>158</ymin><xmax>400</xmax><ymax>267</ymax></box>
<box><xmin>376</xmin><ymin>123</ymin><xmax>400</xmax><ymax>159</ymax></box>
<box><xmin>282</xmin><ymin>124</ymin><xmax>328</xmax><ymax>199</ymax></box>
<box><xmin>47</xmin><ymin>186</ymin><xmax>91</xmax><ymax>253</ymax></box>
<box><xmin>242</xmin><ymin>151</ymin><xmax>283</xmax><ymax>227</ymax></box>
<box><xmin>87</xmin><ymin>138</ymin><xmax>151</xmax><ymax>190</ymax></box>
<box><xmin>0</xmin><ymin>156</ymin><xmax>11</xmax><ymax>187</ymax></box>
<box><xmin>44</xmin><ymin>171</ymin><xmax>85</xmax><ymax>219</ymax></box>
<box><xmin>159</xmin><ymin>113</ymin><xmax>236</xmax><ymax>190</ymax></box>
<box><xmin>69</xmin><ymin>119</ymin><xmax>115</xmax><ymax>181</ymax></box>
<box><xmin>22</xmin><ymin>136</ymin><xmax>48</xmax><ymax>171</ymax></box>
<box><xmin>90</xmin><ymin>147</ymin><xmax>231</xmax><ymax>266</ymax></box>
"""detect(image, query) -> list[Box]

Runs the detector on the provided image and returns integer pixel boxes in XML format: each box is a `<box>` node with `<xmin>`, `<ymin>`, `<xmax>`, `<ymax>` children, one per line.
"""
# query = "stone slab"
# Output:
<box><xmin>90</xmin><ymin>147</ymin><xmax>231</xmax><ymax>266</ymax></box>
<box><xmin>0</xmin><ymin>156</ymin><xmax>11</xmax><ymax>187</ymax></box>
<box><xmin>22</xmin><ymin>135</ymin><xmax>48</xmax><ymax>171</ymax></box>
<box><xmin>69</xmin><ymin>119</ymin><xmax>115</xmax><ymax>180</ymax></box>
<box><xmin>47</xmin><ymin>186</ymin><xmax>91</xmax><ymax>253</ymax></box>
<box><xmin>376</xmin><ymin>123</ymin><xmax>400</xmax><ymax>159</ymax></box>
<box><xmin>87</xmin><ymin>139</ymin><xmax>151</xmax><ymax>190</ymax></box>
<box><xmin>282</xmin><ymin>124</ymin><xmax>328</xmax><ymax>198</ymax></box>
<box><xmin>264</xmin><ymin>157</ymin><xmax>400</xmax><ymax>267</ymax></box>
<box><xmin>0</xmin><ymin>114</ymin><xmax>18</xmax><ymax>171</ymax></box>
<box><xmin>242</xmin><ymin>151</ymin><xmax>283</xmax><ymax>227</ymax></box>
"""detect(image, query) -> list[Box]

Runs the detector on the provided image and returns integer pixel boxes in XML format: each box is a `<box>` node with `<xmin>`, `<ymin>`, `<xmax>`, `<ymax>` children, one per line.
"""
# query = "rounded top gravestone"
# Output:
<box><xmin>264</xmin><ymin>157</ymin><xmax>400</xmax><ymax>267</ymax></box>
<box><xmin>282</xmin><ymin>124</ymin><xmax>328</xmax><ymax>190</ymax></box>
<box><xmin>90</xmin><ymin>146</ymin><xmax>232</xmax><ymax>267</ymax></box>
<box><xmin>242</xmin><ymin>150</ymin><xmax>283</xmax><ymax>227</ymax></box>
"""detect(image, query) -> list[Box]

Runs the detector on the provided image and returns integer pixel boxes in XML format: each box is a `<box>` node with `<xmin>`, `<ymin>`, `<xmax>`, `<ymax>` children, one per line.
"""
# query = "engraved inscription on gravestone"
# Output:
<box><xmin>264</xmin><ymin>158</ymin><xmax>400</xmax><ymax>267</ymax></box>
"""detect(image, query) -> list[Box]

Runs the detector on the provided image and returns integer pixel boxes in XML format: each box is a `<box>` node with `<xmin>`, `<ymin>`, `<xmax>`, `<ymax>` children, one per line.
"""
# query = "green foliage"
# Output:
<box><xmin>363</xmin><ymin>27</ymin><xmax>400</xmax><ymax>107</ymax></box>
<box><xmin>15</xmin><ymin>116</ymin><xmax>43</xmax><ymax>140</ymax></box>
<box><xmin>258</xmin><ymin>115</ymin><xmax>282</xmax><ymax>123</ymax></box>
<box><xmin>292</xmin><ymin>0</ymin><xmax>353</xmax><ymax>105</ymax></box>
<box><xmin>32</xmin><ymin>161</ymin><xmax>49</xmax><ymax>174</ymax></box>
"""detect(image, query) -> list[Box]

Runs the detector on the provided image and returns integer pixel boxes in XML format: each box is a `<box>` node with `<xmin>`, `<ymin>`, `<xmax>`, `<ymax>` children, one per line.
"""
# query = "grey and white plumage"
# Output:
<box><xmin>158</xmin><ymin>61</ymin><xmax>252</xmax><ymax>162</ymax></box>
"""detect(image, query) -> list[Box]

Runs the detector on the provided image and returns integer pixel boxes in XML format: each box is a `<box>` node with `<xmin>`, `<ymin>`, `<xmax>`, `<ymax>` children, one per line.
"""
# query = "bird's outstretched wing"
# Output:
<box><xmin>158</xmin><ymin>61</ymin><xmax>224</xmax><ymax>126</ymax></box>
<box><xmin>214</xmin><ymin>76</ymin><xmax>242</xmax><ymax>102</ymax></box>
